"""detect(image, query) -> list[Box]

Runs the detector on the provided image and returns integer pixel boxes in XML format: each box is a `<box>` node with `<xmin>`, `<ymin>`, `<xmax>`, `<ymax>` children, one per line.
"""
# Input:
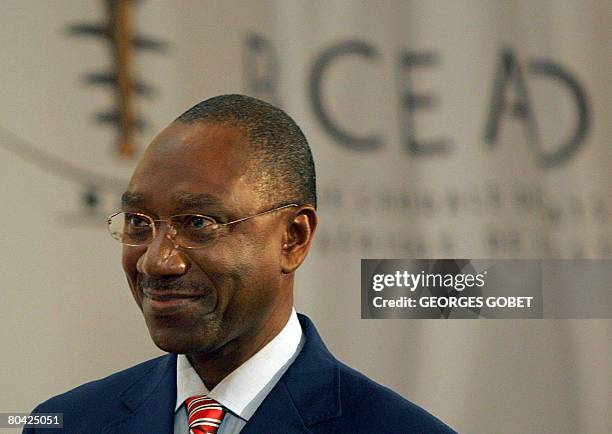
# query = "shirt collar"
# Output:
<box><xmin>175</xmin><ymin>307</ymin><xmax>304</xmax><ymax>421</ymax></box>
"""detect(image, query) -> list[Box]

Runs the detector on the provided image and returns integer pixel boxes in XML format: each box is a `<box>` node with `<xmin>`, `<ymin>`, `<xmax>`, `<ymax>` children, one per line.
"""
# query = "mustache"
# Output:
<box><xmin>138</xmin><ymin>276</ymin><xmax>211</xmax><ymax>293</ymax></box>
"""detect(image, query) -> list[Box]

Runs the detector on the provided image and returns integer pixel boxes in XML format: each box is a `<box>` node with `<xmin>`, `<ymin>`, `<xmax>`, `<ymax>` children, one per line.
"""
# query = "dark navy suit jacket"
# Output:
<box><xmin>25</xmin><ymin>314</ymin><xmax>456</xmax><ymax>433</ymax></box>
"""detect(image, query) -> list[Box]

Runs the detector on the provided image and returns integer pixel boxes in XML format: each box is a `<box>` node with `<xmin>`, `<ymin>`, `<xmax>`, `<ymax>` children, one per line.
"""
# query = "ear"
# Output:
<box><xmin>280</xmin><ymin>205</ymin><xmax>318</xmax><ymax>274</ymax></box>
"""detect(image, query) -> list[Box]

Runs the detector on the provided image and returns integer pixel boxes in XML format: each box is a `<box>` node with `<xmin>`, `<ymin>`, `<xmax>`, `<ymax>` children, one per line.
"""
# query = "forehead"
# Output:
<box><xmin>143</xmin><ymin>120</ymin><xmax>248</xmax><ymax>168</ymax></box>
<box><xmin>125</xmin><ymin>121</ymin><xmax>259</xmax><ymax>213</ymax></box>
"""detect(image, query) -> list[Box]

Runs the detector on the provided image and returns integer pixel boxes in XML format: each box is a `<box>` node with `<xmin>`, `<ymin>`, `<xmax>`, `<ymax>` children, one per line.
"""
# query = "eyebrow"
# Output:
<box><xmin>121</xmin><ymin>191</ymin><xmax>146</xmax><ymax>207</ymax></box>
<box><xmin>120</xmin><ymin>191</ymin><xmax>229</xmax><ymax>215</ymax></box>
<box><xmin>172</xmin><ymin>192</ymin><xmax>225</xmax><ymax>213</ymax></box>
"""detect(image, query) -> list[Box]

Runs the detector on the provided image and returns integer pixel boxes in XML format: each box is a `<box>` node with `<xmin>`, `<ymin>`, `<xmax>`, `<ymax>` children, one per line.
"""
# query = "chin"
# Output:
<box><xmin>150</xmin><ymin>335</ymin><xmax>188</xmax><ymax>354</ymax></box>
<box><xmin>147</xmin><ymin>324</ymin><xmax>222</xmax><ymax>355</ymax></box>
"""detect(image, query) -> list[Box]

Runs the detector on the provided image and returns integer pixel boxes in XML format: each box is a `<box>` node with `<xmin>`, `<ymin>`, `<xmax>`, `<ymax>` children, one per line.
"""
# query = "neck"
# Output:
<box><xmin>187</xmin><ymin>302</ymin><xmax>293</xmax><ymax>390</ymax></box>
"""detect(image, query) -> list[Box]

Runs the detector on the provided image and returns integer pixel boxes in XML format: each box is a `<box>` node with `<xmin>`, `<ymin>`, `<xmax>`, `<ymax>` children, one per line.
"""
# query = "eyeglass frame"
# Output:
<box><xmin>107</xmin><ymin>203</ymin><xmax>299</xmax><ymax>249</ymax></box>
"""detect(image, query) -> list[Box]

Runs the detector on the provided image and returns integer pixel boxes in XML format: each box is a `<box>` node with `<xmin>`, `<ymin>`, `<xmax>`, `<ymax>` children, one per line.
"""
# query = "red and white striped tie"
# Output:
<box><xmin>186</xmin><ymin>395</ymin><xmax>225</xmax><ymax>434</ymax></box>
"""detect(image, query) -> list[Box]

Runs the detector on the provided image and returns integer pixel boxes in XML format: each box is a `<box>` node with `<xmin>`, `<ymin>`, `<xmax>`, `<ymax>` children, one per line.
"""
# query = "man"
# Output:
<box><xmin>26</xmin><ymin>95</ymin><xmax>455</xmax><ymax>433</ymax></box>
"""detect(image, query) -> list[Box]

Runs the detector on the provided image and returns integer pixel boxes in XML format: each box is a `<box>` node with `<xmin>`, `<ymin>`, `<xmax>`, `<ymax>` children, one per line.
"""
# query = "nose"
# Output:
<box><xmin>137</xmin><ymin>225</ymin><xmax>190</xmax><ymax>277</ymax></box>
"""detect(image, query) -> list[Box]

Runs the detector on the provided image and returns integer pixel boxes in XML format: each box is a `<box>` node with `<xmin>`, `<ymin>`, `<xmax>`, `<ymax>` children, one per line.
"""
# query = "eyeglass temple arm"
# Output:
<box><xmin>219</xmin><ymin>203</ymin><xmax>299</xmax><ymax>227</ymax></box>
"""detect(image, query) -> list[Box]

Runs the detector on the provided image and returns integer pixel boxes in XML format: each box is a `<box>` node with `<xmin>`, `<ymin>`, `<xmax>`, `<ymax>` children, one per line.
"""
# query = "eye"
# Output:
<box><xmin>126</xmin><ymin>213</ymin><xmax>150</xmax><ymax>228</ymax></box>
<box><xmin>185</xmin><ymin>215</ymin><xmax>214</xmax><ymax>230</ymax></box>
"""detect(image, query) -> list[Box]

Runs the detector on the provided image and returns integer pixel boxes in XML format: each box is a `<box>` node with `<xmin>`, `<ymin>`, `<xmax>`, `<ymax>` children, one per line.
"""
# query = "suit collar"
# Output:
<box><xmin>242</xmin><ymin>314</ymin><xmax>341</xmax><ymax>433</ymax></box>
<box><xmin>103</xmin><ymin>354</ymin><xmax>177</xmax><ymax>434</ymax></box>
<box><xmin>285</xmin><ymin>314</ymin><xmax>341</xmax><ymax>425</ymax></box>
<box><xmin>119</xmin><ymin>353</ymin><xmax>176</xmax><ymax>412</ymax></box>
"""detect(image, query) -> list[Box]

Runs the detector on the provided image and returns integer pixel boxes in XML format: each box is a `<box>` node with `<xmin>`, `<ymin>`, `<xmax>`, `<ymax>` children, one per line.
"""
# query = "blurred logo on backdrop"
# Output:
<box><xmin>0</xmin><ymin>12</ymin><xmax>608</xmax><ymax>257</ymax></box>
<box><xmin>0</xmin><ymin>0</ymin><xmax>168</xmax><ymax>224</ymax></box>
<box><xmin>246</xmin><ymin>36</ymin><xmax>589</xmax><ymax>167</ymax></box>
<box><xmin>244</xmin><ymin>34</ymin><xmax>609</xmax><ymax>259</ymax></box>
<box><xmin>67</xmin><ymin>0</ymin><xmax>168</xmax><ymax>158</ymax></box>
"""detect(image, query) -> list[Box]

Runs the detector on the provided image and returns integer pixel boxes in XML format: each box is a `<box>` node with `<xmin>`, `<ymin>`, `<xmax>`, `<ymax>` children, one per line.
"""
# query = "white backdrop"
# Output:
<box><xmin>1</xmin><ymin>1</ymin><xmax>610</xmax><ymax>433</ymax></box>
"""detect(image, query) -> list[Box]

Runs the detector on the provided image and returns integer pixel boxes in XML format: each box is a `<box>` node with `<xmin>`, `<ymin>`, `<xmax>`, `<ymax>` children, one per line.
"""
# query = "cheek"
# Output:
<box><xmin>122</xmin><ymin>246</ymin><xmax>145</xmax><ymax>304</ymax></box>
<box><xmin>193</xmin><ymin>237</ymin><xmax>271</xmax><ymax>293</ymax></box>
<box><xmin>226</xmin><ymin>236</ymin><xmax>281</xmax><ymax>293</ymax></box>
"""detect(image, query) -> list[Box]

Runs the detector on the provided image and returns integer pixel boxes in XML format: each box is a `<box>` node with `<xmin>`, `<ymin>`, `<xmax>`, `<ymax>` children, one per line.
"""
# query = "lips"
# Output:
<box><xmin>144</xmin><ymin>290</ymin><xmax>207</xmax><ymax>300</ymax></box>
<box><xmin>143</xmin><ymin>289</ymin><xmax>208</xmax><ymax>315</ymax></box>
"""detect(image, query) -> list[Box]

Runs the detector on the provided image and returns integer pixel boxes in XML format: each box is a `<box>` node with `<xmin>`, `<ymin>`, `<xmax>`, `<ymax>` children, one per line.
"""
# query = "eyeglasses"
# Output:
<box><xmin>107</xmin><ymin>203</ymin><xmax>298</xmax><ymax>249</ymax></box>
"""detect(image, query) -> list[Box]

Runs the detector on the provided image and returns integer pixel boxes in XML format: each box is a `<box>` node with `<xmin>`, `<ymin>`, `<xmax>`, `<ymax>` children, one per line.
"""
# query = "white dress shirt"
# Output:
<box><xmin>173</xmin><ymin>308</ymin><xmax>304</xmax><ymax>434</ymax></box>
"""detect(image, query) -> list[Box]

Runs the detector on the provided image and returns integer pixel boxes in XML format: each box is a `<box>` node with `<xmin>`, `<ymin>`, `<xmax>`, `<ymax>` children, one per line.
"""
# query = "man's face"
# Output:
<box><xmin>122</xmin><ymin>121</ymin><xmax>293</xmax><ymax>356</ymax></box>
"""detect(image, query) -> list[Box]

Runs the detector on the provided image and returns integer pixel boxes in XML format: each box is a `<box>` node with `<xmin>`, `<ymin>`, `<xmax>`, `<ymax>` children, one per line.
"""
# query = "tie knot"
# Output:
<box><xmin>185</xmin><ymin>395</ymin><xmax>225</xmax><ymax>434</ymax></box>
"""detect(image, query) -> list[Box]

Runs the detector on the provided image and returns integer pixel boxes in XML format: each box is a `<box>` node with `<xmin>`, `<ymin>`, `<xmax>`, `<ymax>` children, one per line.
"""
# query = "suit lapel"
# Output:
<box><xmin>102</xmin><ymin>354</ymin><xmax>177</xmax><ymax>434</ymax></box>
<box><xmin>242</xmin><ymin>314</ymin><xmax>341</xmax><ymax>433</ymax></box>
<box><xmin>240</xmin><ymin>381</ymin><xmax>311</xmax><ymax>434</ymax></box>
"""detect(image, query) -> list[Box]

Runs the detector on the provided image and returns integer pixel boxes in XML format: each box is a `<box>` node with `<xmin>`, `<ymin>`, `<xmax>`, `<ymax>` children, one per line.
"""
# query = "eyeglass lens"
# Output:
<box><xmin>108</xmin><ymin>212</ymin><xmax>218</xmax><ymax>248</ymax></box>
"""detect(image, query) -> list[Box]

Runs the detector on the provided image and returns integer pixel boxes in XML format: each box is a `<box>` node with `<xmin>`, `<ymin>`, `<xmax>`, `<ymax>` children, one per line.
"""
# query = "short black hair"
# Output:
<box><xmin>176</xmin><ymin>94</ymin><xmax>317</xmax><ymax>209</ymax></box>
